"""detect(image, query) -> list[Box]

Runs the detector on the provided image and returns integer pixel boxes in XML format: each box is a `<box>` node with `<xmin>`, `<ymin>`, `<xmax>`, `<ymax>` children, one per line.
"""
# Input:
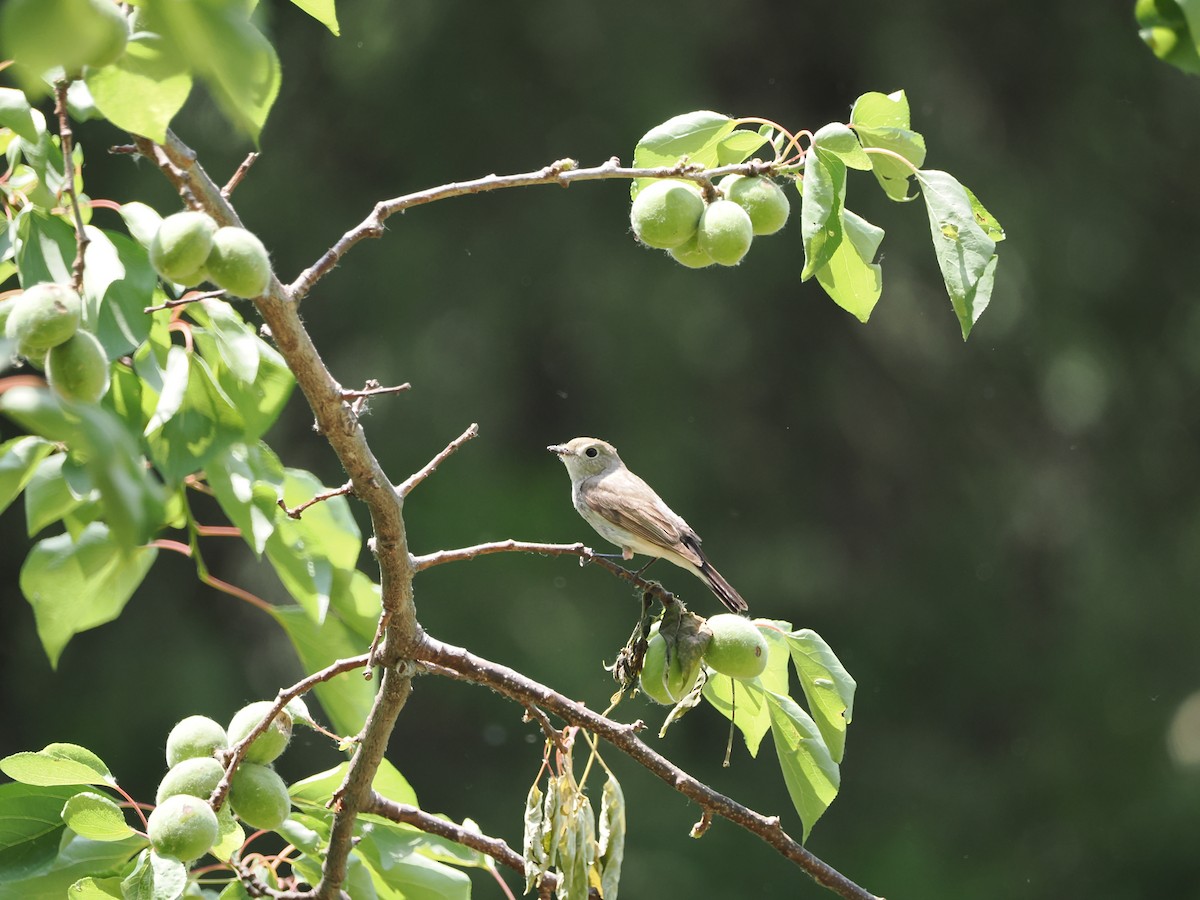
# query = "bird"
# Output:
<box><xmin>547</xmin><ymin>437</ymin><xmax>748</xmax><ymax>613</ymax></box>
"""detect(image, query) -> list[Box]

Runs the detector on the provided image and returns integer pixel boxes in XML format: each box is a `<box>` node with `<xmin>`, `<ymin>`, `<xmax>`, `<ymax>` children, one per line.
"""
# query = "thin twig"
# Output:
<box><xmin>278</xmin><ymin>480</ymin><xmax>354</xmax><ymax>519</ymax></box>
<box><xmin>144</xmin><ymin>288</ymin><xmax>227</xmax><ymax>313</ymax></box>
<box><xmin>341</xmin><ymin>380</ymin><xmax>411</xmax><ymax>416</ymax></box>
<box><xmin>396</xmin><ymin>423</ymin><xmax>479</xmax><ymax>497</ymax></box>
<box><xmin>523</xmin><ymin>704</ymin><xmax>570</xmax><ymax>755</ymax></box>
<box><xmin>53</xmin><ymin>81</ymin><xmax>90</xmax><ymax>292</ymax></box>
<box><xmin>289</xmin><ymin>156</ymin><xmax>797</xmax><ymax>302</ymax></box>
<box><xmin>222</xmin><ymin>151</ymin><xmax>260</xmax><ymax>198</ymax></box>
<box><xmin>415</xmin><ymin>633</ymin><xmax>880</xmax><ymax>900</ymax></box>
<box><xmin>410</xmin><ymin>538</ymin><xmax>678</xmax><ymax>605</ymax></box>
<box><xmin>210</xmin><ymin>653</ymin><xmax>371</xmax><ymax>810</ymax></box>
<box><xmin>365</xmin><ymin>793</ymin><xmax>560</xmax><ymax>896</ymax></box>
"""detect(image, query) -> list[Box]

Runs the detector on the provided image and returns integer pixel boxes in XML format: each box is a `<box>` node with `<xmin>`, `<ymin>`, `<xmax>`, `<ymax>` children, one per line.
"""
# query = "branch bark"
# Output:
<box><xmin>414</xmin><ymin>632</ymin><xmax>880</xmax><ymax>900</ymax></box>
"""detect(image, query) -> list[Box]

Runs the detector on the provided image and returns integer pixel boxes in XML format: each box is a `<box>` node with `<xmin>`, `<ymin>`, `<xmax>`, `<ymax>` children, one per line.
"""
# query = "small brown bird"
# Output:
<box><xmin>548</xmin><ymin>437</ymin><xmax>748</xmax><ymax>613</ymax></box>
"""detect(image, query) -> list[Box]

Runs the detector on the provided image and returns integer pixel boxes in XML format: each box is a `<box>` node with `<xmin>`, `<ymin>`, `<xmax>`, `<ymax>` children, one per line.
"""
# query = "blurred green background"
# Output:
<box><xmin>4</xmin><ymin>1</ymin><xmax>1200</xmax><ymax>897</ymax></box>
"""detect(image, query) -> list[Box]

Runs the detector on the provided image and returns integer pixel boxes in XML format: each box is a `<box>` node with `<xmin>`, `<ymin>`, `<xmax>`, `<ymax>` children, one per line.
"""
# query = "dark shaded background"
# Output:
<box><xmin>4</xmin><ymin>2</ymin><xmax>1200</xmax><ymax>897</ymax></box>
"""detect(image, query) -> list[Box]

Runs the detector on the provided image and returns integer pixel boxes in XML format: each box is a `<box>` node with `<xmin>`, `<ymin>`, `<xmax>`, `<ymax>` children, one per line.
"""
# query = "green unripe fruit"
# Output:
<box><xmin>147</xmin><ymin>794</ymin><xmax>219</xmax><ymax>862</ymax></box>
<box><xmin>17</xmin><ymin>342</ymin><xmax>46</xmax><ymax>370</ymax></box>
<box><xmin>668</xmin><ymin>233</ymin><xmax>715</xmax><ymax>269</ymax></box>
<box><xmin>150</xmin><ymin>212</ymin><xmax>218</xmax><ymax>285</ymax></box>
<box><xmin>156</xmin><ymin>757</ymin><xmax>224</xmax><ymax>805</ymax></box>
<box><xmin>46</xmin><ymin>331</ymin><xmax>109</xmax><ymax>403</ymax></box>
<box><xmin>166</xmin><ymin>715</ymin><xmax>229</xmax><ymax>767</ymax></box>
<box><xmin>205</xmin><ymin>227</ymin><xmax>272</xmax><ymax>298</ymax></box>
<box><xmin>0</xmin><ymin>296</ymin><xmax>17</xmax><ymax>337</ymax></box>
<box><xmin>719</xmin><ymin>175</ymin><xmax>791</xmax><ymax>236</ymax></box>
<box><xmin>630</xmin><ymin>179</ymin><xmax>705</xmax><ymax>250</ymax></box>
<box><xmin>2</xmin><ymin>0</ymin><xmax>128</xmax><ymax>77</ymax></box>
<box><xmin>227</xmin><ymin>701</ymin><xmax>292</xmax><ymax>764</ymax></box>
<box><xmin>704</xmin><ymin>615</ymin><xmax>769</xmax><ymax>679</ymax></box>
<box><xmin>697</xmin><ymin>200</ymin><xmax>754</xmax><ymax>266</ymax></box>
<box><xmin>639</xmin><ymin>625</ymin><xmax>704</xmax><ymax>705</ymax></box>
<box><xmin>229</xmin><ymin>763</ymin><xmax>291</xmax><ymax>831</ymax></box>
<box><xmin>5</xmin><ymin>283</ymin><xmax>81</xmax><ymax>350</ymax></box>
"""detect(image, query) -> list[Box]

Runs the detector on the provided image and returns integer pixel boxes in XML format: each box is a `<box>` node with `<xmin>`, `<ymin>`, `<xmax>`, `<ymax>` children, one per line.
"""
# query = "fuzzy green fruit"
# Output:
<box><xmin>156</xmin><ymin>757</ymin><xmax>224</xmax><ymax>805</ymax></box>
<box><xmin>704</xmin><ymin>614</ymin><xmax>769</xmax><ymax>679</ymax></box>
<box><xmin>697</xmin><ymin>200</ymin><xmax>754</xmax><ymax>266</ymax></box>
<box><xmin>667</xmin><ymin>233</ymin><xmax>715</xmax><ymax>269</ymax></box>
<box><xmin>719</xmin><ymin>175</ymin><xmax>791</xmax><ymax>235</ymax></box>
<box><xmin>227</xmin><ymin>701</ymin><xmax>292</xmax><ymax>764</ymax></box>
<box><xmin>229</xmin><ymin>763</ymin><xmax>291</xmax><ymax>831</ymax></box>
<box><xmin>205</xmin><ymin>227</ymin><xmax>272</xmax><ymax>298</ymax></box>
<box><xmin>630</xmin><ymin>180</ymin><xmax>705</xmax><ymax>250</ymax></box>
<box><xmin>150</xmin><ymin>212</ymin><xmax>218</xmax><ymax>285</ymax></box>
<box><xmin>639</xmin><ymin>625</ymin><xmax>703</xmax><ymax>705</ymax></box>
<box><xmin>147</xmin><ymin>794</ymin><xmax>219</xmax><ymax>862</ymax></box>
<box><xmin>5</xmin><ymin>283</ymin><xmax>81</xmax><ymax>351</ymax></box>
<box><xmin>46</xmin><ymin>331</ymin><xmax>109</xmax><ymax>403</ymax></box>
<box><xmin>2</xmin><ymin>0</ymin><xmax>128</xmax><ymax>76</ymax></box>
<box><xmin>166</xmin><ymin>715</ymin><xmax>229</xmax><ymax>767</ymax></box>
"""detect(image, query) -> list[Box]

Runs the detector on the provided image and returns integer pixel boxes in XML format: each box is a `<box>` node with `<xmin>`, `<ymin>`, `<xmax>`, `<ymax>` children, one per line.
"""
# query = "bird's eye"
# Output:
<box><xmin>585</xmin><ymin>446</ymin><xmax>598</xmax><ymax>458</ymax></box>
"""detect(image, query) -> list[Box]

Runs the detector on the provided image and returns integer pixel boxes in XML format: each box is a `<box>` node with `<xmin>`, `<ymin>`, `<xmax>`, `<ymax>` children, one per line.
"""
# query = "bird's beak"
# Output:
<box><xmin>547</xmin><ymin>443</ymin><xmax>568</xmax><ymax>456</ymax></box>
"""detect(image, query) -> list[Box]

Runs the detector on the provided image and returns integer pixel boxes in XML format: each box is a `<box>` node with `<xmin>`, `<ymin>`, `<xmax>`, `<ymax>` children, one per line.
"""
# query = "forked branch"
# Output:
<box><xmin>414</xmin><ymin>633</ymin><xmax>880</xmax><ymax>900</ymax></box>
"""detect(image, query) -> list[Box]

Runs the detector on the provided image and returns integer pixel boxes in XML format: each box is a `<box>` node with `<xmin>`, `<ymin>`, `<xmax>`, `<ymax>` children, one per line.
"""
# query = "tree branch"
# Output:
<box><xmin>414</xmin><ymin>632</ymin><xmax>879</xmax><ymax>900</ymax></box>
<box><xmin>397</xmin><ymin>422</ymin><xmax>479</xmax><ymax>497</ymax></box>
<box><xmin>411</xmin><ymin>538</ymin><xmax>679</xmax><ymax>605</ymax></box>
<box><xmin>364</xmin><ymin>792</ymin><xmax>560</xmax><ymax>896</ymax></box>
<box><xmin>278</xmin><ymin>480</ymin><xmax>354</xmax><ymax>519</ymax></box>
<box><xmin>289</xmin><ymin>156</ymin><xmax>796</xmax><ymax>302</ymax></box>
<box><xmin>53</xmin><ymin>81</ymin><xmax>90</xmax><ymax>292</ymax></box>
<box><xmin>137</xmin><ymin>128</ymin><xmax>421</xmax><ymax>900</ymax></box>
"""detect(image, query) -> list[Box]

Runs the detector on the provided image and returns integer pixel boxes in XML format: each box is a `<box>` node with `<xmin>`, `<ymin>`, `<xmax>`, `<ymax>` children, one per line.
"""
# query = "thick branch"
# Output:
<box><xmin>365</xmin><ymin>793</ymin><xmax>560</xmax><ymax>895</ymax></box>
<box><xmin>414</xmin><ymin>633</ymin><xmax>879</xmax><ymax>900</ymax></box>
<box><xmin>137</xmin><ymin>129</ymin><xmax>421</xmax><ymax>900</ymax></box>
<box><xmin>289</xmin><ymin>156</ymin><xmax>795</xmax><ymax>302</ymax></box>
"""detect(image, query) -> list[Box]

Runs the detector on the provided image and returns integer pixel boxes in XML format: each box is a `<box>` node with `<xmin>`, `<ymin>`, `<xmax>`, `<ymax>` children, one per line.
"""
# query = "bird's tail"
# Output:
<box><xmin>698</xmin><ymin>560</ymin><xmax>748</xmax><ymax>613</ymax></box>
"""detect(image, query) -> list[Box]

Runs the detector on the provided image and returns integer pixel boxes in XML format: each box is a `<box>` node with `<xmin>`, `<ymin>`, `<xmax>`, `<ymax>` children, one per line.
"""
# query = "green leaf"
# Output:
<box><xmin>120</xmin><ymin>849</ymin><xmax>186</xmax><ymax>900</ymax></box>
<box><xmin>716</xmin><ymin>129</ymin><xmax>770</xmax><ymax>165</ymax></box>
<box><xmin>0</xmin><ymin>827</ymin><xmax>143</xmax><ymax>900</ymax></box>
<box><xmin>85</xmin><ymin>35</ymin><xmax>192</xmax><ymax>144</ymax></box>
<box><xmin>270</xmin><ymin>604</ymin><xmax>378</xmax><ymax>736</ymax></box>
<box><xmin>188</xmin><ymin>298</ymin><xmax>262</xmax><ymax>383</ymax></box>
<box><xmin>116</xmin><ymin>203</ymin><xmax>162</xmax><ymax>250</ymax></box>
<box><xmin>210</xmin><ymin>809</ymin><xmax>245</xmax><ymax>863</ymax></box>
<box><xmin>964</xmin><ymin>184</ymin><xmax>1006</xmax><ymax>242</ymax></box>
<box><xmin>0</xmin><ymin>745</ymin><xmax>113</xmax><ymax>788</ymax></box>
<box><xmin>290</xmin><ymin>759</ymin><xmax>417</xmax><ymax>810</ymax></box>
<box><xmin>60</xmin><ymin>793</ymin><xmax>133</xmax><ymax>842</ymax></box>
<box><xmin>287</xmin><ymin>0</ymin><xmax>340</xmax><ymax>35</ymax></box>
<box><xmin>0</xmin><ymin>386</ymin><xmax>77</xmax><ymax>443</ymax></box>
<box><xmin>631</xmin><ymin>111</ymin><xmax>733</xmax><ymax>195</ymax></box>
<box><xmin>14</xmin><ymin>209</ymin><xmax>75</xmax><ymax>287</ymax></box>
<box><xmin>205</xmin><ymin>441</ymin><xmax>284</xmax><ymax>557</ymax></box>
<box><xmin>811</xmin><ymin>122</ymin><xmax>871</xmax><ymax>170</ymax></box>
<box><xmin>786</xmin><ymin>629</ymin><xmax>856</xmax><ymax>764</ymax></box>
<box><xmin>597</xmin><ymin>774</ymin><xmax>625</xmax><ymax>900</ymax></box>
<box><xmin>0</xmin><ymin>87</ymin><xmax>42</xmax><ymax>143</ymax></box>
<box><xmin>799</xmin><ymin>148</ymin><xmax>846</xmax><ymax>279</ymax></box>
<box><xmin>850</xmin><ymin>90</ymin><xmax>926</xmax><ymax>201</ymax></box>
<box><xmin>522</xmin><ymin>782</ymin><xmax>546</xmax><ymax>894</ymax></box>
<box><xmin>91</xmin><ymin>231</ymin><xmax>157</xmax><ymax>359</ymax></box>
<box><xmin>19</xmin><ymin>523</ymin><xmax>157</xmax><ymax>667</ymax></box>
<box><xmin>26</xmin><ymin>453</ymin><xmax>92</xmax><ymax>537</ymax></box>
<box><xmin>66</xmin><ymin>876</ymin><xmax>123</xmax><ymax>898</ymax></box>
<box><xmin>813</xmin><ymin>209</ymin><xmax>885</xmax><ymax>323</ymax></box>
<box><xmin>765</xmin><ymin>691</ymin><xmax>840</xmax><ymax>841</ymax></box>
<box><xmin>0</xmin><ymin>435</ymin><xmax>53</xmax><ymax>517</ymax></box>
<box><xmin>701</xmin><ymin>619</ymin><xmax>791</xmax><ymax>757</ymax></box>
<box><xmin>918</xmin><ymin>169</ymin><xmax>1001</xmax><ymax>339</ymax></box>
<box><xmin>356</xmin><ymin>823</ymin><xmax>472</xmax><ymax>900</ymax></box>
<box><xmin>0</xmin><ymin>783</ymin><xmax>83</xmax><ymax>882</ymax></box>
<box><xmin>142</xmin><ymin>348</ymin><xmax>246</xmax><ymax>483</ymax></box>
<box><xmin>145</xmin><ymin>0</ymin><xmax>281</xmax><ymax>141</ymax></box>
<box><xmin>265</xmin><ymin>468</ymin><xmax>362</xmax><ymax>623</ymax></box>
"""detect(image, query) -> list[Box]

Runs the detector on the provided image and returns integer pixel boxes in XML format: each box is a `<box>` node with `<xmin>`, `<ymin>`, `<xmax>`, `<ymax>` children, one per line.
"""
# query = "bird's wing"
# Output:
<box><xmin>582</xmin><ymin>473</ymin><xmax>705</xmax><ymax>568</ymax></box>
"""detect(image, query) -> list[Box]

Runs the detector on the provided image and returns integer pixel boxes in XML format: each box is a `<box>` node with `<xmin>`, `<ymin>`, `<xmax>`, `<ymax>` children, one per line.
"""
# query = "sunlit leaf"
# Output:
<box><xmin>0</xmin><ymin>744</ymin><xmax>113</xmax><ymax>787</ymax></box>
<box><xmin>85</xmin><ymin>34</ymin><xmax>192</xmax><ymax>143</ymax></box>
<box><xmin>765</xmin><ymin>691</ymin><xmax>840</xmax><ymax>841</ymax></box>
<box><xmin>60</xmin><ymin>792</ymin><xmax>133</xmax><ymax>842</ymax></box>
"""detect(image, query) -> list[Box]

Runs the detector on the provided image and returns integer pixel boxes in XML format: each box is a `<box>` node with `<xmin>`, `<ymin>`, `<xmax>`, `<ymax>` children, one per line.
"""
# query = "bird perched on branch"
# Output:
<box><xmin>548</xmin><ymin>437</ymin><xmax>748</xmax><ymax>613</ymax></box>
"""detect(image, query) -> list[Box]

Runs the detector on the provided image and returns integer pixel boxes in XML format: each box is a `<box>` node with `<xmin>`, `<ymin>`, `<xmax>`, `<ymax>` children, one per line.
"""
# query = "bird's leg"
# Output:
<box><xmin>633</xmin><ymin>558</ymin><xmax>657</xmax><ymax>577</ymax></box>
